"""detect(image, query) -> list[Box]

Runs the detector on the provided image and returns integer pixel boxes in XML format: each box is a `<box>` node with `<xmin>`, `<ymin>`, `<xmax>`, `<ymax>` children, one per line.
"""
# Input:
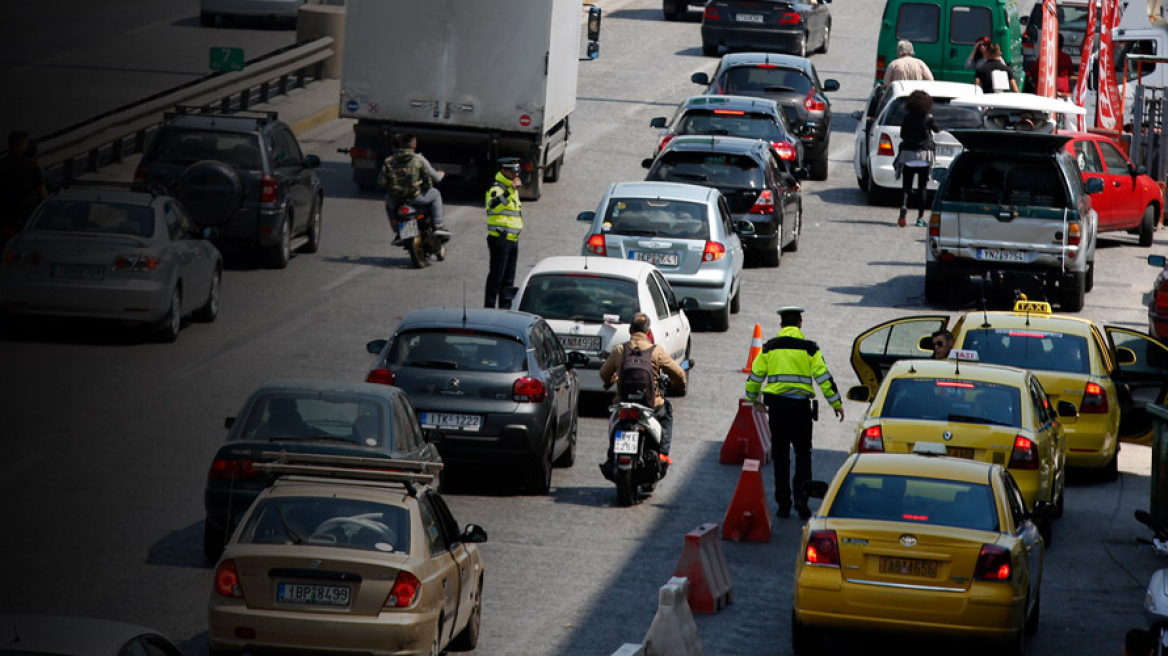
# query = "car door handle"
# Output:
<box><xmin>1113</xmin><ymin>181</ymin><xmax>1121</xmax><ymax>188</ymax></box>
<box><xmin>442</xmin><ymin>578</ymin><xmax>448</xmax><ymax>588</ymax></box>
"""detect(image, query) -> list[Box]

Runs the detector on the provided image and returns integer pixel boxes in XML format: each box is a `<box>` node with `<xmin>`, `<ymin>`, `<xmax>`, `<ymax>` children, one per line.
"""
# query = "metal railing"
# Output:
<box><xmin>26</xmin><ymin>36</ymin><xmax>334</xmax><ymax>186</ymax></box>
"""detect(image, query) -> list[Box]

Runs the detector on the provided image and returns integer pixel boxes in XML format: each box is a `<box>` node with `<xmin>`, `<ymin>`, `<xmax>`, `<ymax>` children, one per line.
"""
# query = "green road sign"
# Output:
<box><xmin>209</xmin><ymin>47</ymin><xmax>245</xmax><ymax>72</ymax></box>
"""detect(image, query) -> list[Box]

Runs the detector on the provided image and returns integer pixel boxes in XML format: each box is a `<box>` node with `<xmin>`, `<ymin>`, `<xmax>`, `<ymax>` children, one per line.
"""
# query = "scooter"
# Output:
<box><xmin>396</xmin><ymin>203</ymin><xmax>448</xmax><ymax>269</ymax></box>
<box><xmin>1135</xmin><ymin>509</ymin><xmax>1168</xmax><ymax>558</ymax></box>
<box><xmin>600</xmin><ymin>358</ymin><xmax>693</xmax><ymax>507</ymax></box>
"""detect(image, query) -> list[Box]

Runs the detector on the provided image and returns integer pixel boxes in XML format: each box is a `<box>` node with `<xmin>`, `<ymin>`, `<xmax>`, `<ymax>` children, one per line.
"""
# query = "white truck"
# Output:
<box><xmin>338</xmin><ymin>0</ymin><xmax>600</xmax><ymax>200</ymax></box>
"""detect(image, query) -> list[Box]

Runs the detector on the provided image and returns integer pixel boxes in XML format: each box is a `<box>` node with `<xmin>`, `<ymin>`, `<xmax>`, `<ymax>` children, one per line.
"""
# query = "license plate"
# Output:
<box><xmin>51</xmin><ymin>264</ymin><xmax>105</xmax><ymax>280</ymax></box>
<box><xmin>277</xmin><ymin>582</ymin><xmax>351</xmax><ymax>607</ymax></box>
<box><xmin>736</xmin><ymin>12</ymin><xmax>764</xmax><ymax>22</ymax></box>
<box><xmin>630</xmin><ymin>251</ymin><xmax>679</xmax><ymax>266</ymax></box>
<box><xmin>936</xmin><ymin>145</ymin><xmax>958</xmax><ymax>157</ymax></box>
<box><xmin>947</xmin><ymin>446</ymin><xmax>975</xmax><ymax>459</ymax></box>
<box><xmin>420</xmin><ymin>412</ymin><xmax>482</xmax><ymax>432</ymax></box>
<box><xmin>978</xmin><ymin>248</ymin><xmax>1027</xmax><ymax>263</ymax></box>
<box><xmin>879</xmin><ymin>557</ymin><xmax>937</xmax><ymax>578</ymax></box>
<box><xmin>399</xmin><ymin>219</ymin><xmax>419</xmax><ymax>239</ymax></box>
<box><xmin>614</xmin><ymin>430</ymin><xmax>640</xmax><ymax>454</ymax></box>
<box><xmin>558</xmin><ymin>335</ymin><xmax>601</xmax><ymax>351</ymax></box>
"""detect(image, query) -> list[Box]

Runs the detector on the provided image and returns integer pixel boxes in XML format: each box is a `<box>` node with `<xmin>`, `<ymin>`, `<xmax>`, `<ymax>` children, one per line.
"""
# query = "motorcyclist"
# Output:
<box><xmin>598</xmin><ymin>312</ymin><xmax>687</xmax><ymax>476</ymax></box>
<box><xmin>379</xmin><ymin>132</ymin><xmax>450</xmax><ymax>245</ymax></box>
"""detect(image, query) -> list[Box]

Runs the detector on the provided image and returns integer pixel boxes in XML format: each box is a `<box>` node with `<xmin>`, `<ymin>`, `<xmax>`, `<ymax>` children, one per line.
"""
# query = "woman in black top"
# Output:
<box><xmin>894</xmin><ymin>90</ymin><xmax>941</xmax><ymax>227</ymax></box>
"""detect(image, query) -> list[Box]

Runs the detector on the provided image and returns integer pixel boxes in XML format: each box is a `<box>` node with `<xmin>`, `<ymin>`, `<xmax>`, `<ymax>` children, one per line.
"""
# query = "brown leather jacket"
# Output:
<box><xmin>599</xmin><ymin>332</ymin><xmax>687</xmax><ymax>408</ymax></box>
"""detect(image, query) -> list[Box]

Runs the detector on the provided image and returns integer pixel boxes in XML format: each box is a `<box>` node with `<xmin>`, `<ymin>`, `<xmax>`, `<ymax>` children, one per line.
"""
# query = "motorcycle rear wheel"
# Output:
<box><xmin>407</xmin><ymin>234</ymin><xmax>426</xmax><ymax>269</ymax></box>
<box><xmin>615</xmin><ymin>467</ymin><xmax>636</xmax><ymax>507</ymax></box>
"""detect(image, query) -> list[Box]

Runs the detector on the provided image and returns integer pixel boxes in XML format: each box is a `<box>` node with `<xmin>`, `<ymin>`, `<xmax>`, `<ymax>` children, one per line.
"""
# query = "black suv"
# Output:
<box><xmin>135</xmin><ymin>107</ymin><xmax>324</xmax><ymax>268</ymax></box>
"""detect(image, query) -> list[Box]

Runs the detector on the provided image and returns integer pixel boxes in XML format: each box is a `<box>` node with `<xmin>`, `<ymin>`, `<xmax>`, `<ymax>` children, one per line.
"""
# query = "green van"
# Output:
<box><xmin>875</xmin><ymin>0</ymin><xmax>1025</xmax><ymax>87</ymax></box>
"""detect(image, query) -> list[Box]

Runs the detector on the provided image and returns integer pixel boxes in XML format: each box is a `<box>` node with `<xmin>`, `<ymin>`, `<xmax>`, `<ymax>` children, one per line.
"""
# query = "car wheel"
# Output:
<box><xmin>301</xmin><ymin>196</ymin><xmax>322</xmax><ymax>253</ymax></box>
<box><xmin>1054</xmin><ymin>485</ymin><xmax>1065</xmax><ymax>519</ymax></box>
<box><xmin>866</xmin><ymin>176</ymin><xmax>896</xmax><ymax>206</ymax></box>
<box><xmin>449</xmin><ymin>577</ymin><xmax>483</xmax><ymax>650</ymax></box>
<box><xmin>1059</xmin><ymin>270</ymin><xmax>1085</xmax><ymax>312</ymax></box>
<box><xmin>702</xmin><ymin>41</ymin><xmax>718</xmax><ymax>56</ymax></box>
<box><xmin>1140</xmin><ymin>205</ymin><xmax>1156</xmax><ymax>247</ymax></box>
<box><xmin>809</xmin><ymin>154</ymin><xmax>828</xmax><ymax>181</ymax></box>
<box><xmin>429</xmin><ymin>616</ymin><xmax>444</xmax><ymax>656</ymax></box>
<box><xmin>784</xmin><ymin>207</ymin><xmax>802</xmax><ymax>252</ymax></box>
<box><xmin>524</xmin><ymin>432</ymin><xmax>553</xmax><ymax>495</ymax></box>
<box><xmin>730</xmin><ymin>283</ymin><xmax>741</xmax><ymax>314</ymax></box>
<box><xmin>791</xmin><ymin>609</ymin><xmax>822</xmax><ymax>655</ymax></box>
<box><xmin>1102</xmin><ymin>446</ymin><xmax>1120</xmax><ymax>482</ymax></box>
<box><xmin>1038</xmin><ymin>516</ymin><xmax>1053</xmax><ymax>549</ymax></box>
<box><xmin>1085</xmin><ymin>260</ymin><xmax>1095</xmax><ymax>293</ymax></box>
<box><xmin>924</xmin><ymin>263</ymin><xmax>948</xmax><ymax>304</ymax></box>
<box><xmin>554</xmin><ymin>416</ymin><xmax>577</xmax><ymax>467</ymax></box>
<box><xmin>1004</xmin><ymin>616</ymin><xmax>1026</xmax><ymax>656</ymax></box>
<box><xmin>709</xmin><ymin>303</ymin><xmax>731</xmax><ymax>332</ymax></box>
<box><xmin>857</xmin><ymin>164</ymin><xmax>871</xmax><ymax>192</ymax></box>
<box><xmin>818</xmin><ymin>24</ymin><xmax>830</xmax><ymax>53</ymax></box>
<box><xmin>264</xmin><ymin>215</ymin><xmax>292</xmax><ymax>269</ymax></box>
<box><xmin>203</xmin><ymin>519</ymin><xmax>225</xmax><ymax>563</ymax></box>
<box><xmin>156</xmin><ymin>287</ymin><xmax>182</xmax><ymax>343</ymax></box>
<box><xmin>1026</xmin><ymin>591</ymin><xmax>1041</xmax><ymax>635</ymax></box>
<box><xmin>544</xmin><ymin>157</ymin><xmax>563</xmax><ymax>183</ymax></box>
<box><xmin>795</xmin><ymin>34</ymin><xmax>807</xmax><ymax>58</ymax></box>
<box><xmin>760</xmin><ymin>239</ymin><xmax>781</xmax><ymax>267</ymax></box>
<box><xmin>193</xmin><ymin>267</ymin><xmax>221</xmax><ymax>323</ymax></box>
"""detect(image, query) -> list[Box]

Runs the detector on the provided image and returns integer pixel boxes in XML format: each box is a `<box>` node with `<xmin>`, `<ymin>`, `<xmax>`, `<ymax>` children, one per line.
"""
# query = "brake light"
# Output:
<box><xmin>973</xmin><ymin>544</ymin><xmax>1012</xmax><ymax>581</ymax></box>
<box><xmin>877</xmin><ymin>134</ymin><xmax>895</xmax><ymax>156</ymax></box>
<box><xmin>520</xmin><ymin>160</ymin><xmax>534</xmax><ymax>172</ymax></box>
<box><xmin>585</xmin><ymin>233</ymin><xmax>607</xmax><ymax>256</ymax></box>
<box><xmin>1156</xmin><ymin>285</ymin><xmax>1168</xmax><ymax>312</ymax></box>
<box><xmin>749</xmin><ymin>190</ymin><xmax>775</xmax><ymax>214</ymax></box>
<box><xmin>703</xmin><ymin>5</ymin><xmax>720</xmax><ymax>20</ymax></box>
<box><xmin>804</xmin><ymin>530</ymin><xmax>839</xmax><ymax>567</ymax></box>
<box><xmin>133</xmin><ymin>165</ymin><xmax>146</xmax><ymax>188</ymax></box>
<box><xmin>804</xmin><ymin>90</ymin><xmax>826</xmax><ymax>112</ymax></box>
<box><xmin>1068</xmin><ymin>223</ymin><xmax>1081</xmax><ymax>249</ymax></box>
<box><xmin>214</xmin><ymin>559</ymin><xmax>244</xmax><ymax>597</ymax></box>
<box><xmin>397</xmin><ymin>204</ymin><xmax>416</xmax><ymax>216</ymax></box>
<box><xmin>260</xmin><ymin>174</ymin><xmax>278</xmax><ymax>204</ymax></box>
<box><xmin>208</xmin><ymin>458</ymin><xmax>260</xmax><ymax>481</ymax></box>
<box><xmin>928</xmin><ymin>213</ymin><xmax>941</xmax><ymax>237</ymax></box>
<box><xmin>703</xmin><ymin>241</ymin><xmax>726</xmax><ymax>262</ymax></box>
<box><xmin>114</xmin><ymin>255</ymin><xmax>161</xmax><ymax>272</ymax></box>
<box><xmin>713</xmin><ymin>109</ymin><xmax>746</xmax><ymax>115</ymax></box>
<box><xmin>619</xmin><ymin>408</ymin><xmax>641</xmax><ymax>420</ymax></box>
<box><xmin>858</xmin><ymin>425</ymin><xmax>884</xmax><ymax>453</ymax></box>
<box><xmin>348</xmin><ymin>147</ymin><xmax>373</xmax><ymax>160</ymax></box>
<box><xmin>384</xmin><ymin>571</ymin><xmax>421</xmax><ymax>608</ymax></box>
<box><xmin>514</xmin><ymin>377</ymin><xmax>547</xmax><ymax>403</ymax></box>
<box><xmin>876</xmin><ymin>55</ymin><xmax>887</xmax><ymax>81</ymax></box>
<box><xmin>1008</xmin><ymin>434</ymin><xmax>1039</xmax><ymax>470</ymax></box>
<box><xmin>1081</xmin><ymin>381</ymin><xmax>1108</xmax><ymax>413</ymax></box>
<box><xmin>366</xmin><ymin>368</ymin><xmax>395</xmax><ymax>386</ymax></box>
<box><xmin>936</xmin><ymin>381</ymin><xmax>974</xmax><ymax>388</ymax></box>
<box><xmin>657</xmin><ymin>134</ymin><xmax>676</xmax><ymax>153</ymax></box>
<box><xmin>772</xmin><ymin>140</ymin><xmax>796</xmax><ymax>161</ymax></box>
<box><xmin>779</xmin><ymin>12</ymin><xmax>801</xmax><ymax>24</ymax></box>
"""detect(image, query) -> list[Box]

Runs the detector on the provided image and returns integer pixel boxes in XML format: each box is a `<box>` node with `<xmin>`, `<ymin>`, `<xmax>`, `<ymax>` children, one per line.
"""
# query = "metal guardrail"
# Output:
<box><xmin>29</xmin><ymin>36</ymin><xmax>334</xmax><ymax>186</ymax></box>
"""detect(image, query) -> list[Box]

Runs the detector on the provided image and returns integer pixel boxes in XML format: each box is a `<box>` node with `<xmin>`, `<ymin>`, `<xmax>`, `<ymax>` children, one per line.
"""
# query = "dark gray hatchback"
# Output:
<box><xmin>365</xmin><ymin>308</ymin><xmax>582</xmax><ymax>495</ymax></box>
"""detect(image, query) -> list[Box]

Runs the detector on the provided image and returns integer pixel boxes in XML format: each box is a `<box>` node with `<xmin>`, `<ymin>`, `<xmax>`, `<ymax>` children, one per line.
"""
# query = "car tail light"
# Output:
<box><xmin>1081</xmin><ymin>381</ymin><xmax>1108</xmax><ymax>413</ymax></box>
<box><xmin>585</xmin><ymin>233</ymin><xmax>607</xmax><ymax>256</ymax></box>
<box><xmin>619</xmin><ymin>408</ymin><xmax>641</xmax><ymax>420</ymax></box>
<box><xmin>214</xmin><ymin>559</ymin><xmax>244</xmax><ymax>597</ymax></box>
<box><xmin>366</xmin><ymin>368</ymin><xmax>395</xmax><ymax>385</ymax></box>
<box><xmin>973</xmin><ymin>544</ymin><xmax>1011</xmax><ymax>581</ymax></box>
<box><xmin>713</xmin><ymin>109</ymin><xmax>746</xmax><ymax>115</ymax></box>
<box><xmin>520</xmin><ymin>160</ymin><xmax>534</xmax><ymax>173</ymax></box>
<box><xmin>3</xmin><ymin>249</ymin><xmax>37</xmax><ymax>265</ymax></box>
<box><xmin>1067</xmin><ymin>223</ymin><xmax>1081</xmax><ymax>257</ymax></box>
<box><xmin>876</xmin><ymin>54</ymin><xmax>887</xmax><ymax>81</ymax></box>
<box><xmin>771</xmin><ymin>140</ymin><xmax>797</xmax><ymax>161</ymax></box>
<box><xmin>703</xmin><ymin>241</ymin><xmax>726</xmax><ymax>262</ymax></box>
<box><xmin>260</xmin><ymin>174</ymin><xmax>278</xmax><ymax>204</ymax></box>
<box><xmin>132</xmin><ymin>166</ymin><xmax>147</xmax><ymax>188</ymax></box>
<box><xmin>1156</xmin><ymin>286</ymin><xmax>1168</xmax><ymax>313</ymax></box>
<box><xmin>858</xmin><ymin>425</ymin><xmax>884</xmax><ymax>453</ymax></box>
<box><xmin>877</xmin><ymin>134</ymin><xmax>895</xmax><ymax>156</ymax></box>
<box><xmin>804</xmin><ymin>90</ymin><xmax>826</xmax><ymax>112</ymax></box>
<box><xmin>805</xmin><ymin>530</ymin><xmax>839</xmax><ymax>567</ymax></box>
<box><xmin>928</xmin><ymin>213</ymin><xmax>941</xmax><ymax>237</ymax></box>
<box><xmin>514</xmin><ymin>377</ymin><xmax>547</xmax><ymax>403</ymax></box>
<box><xmin>397</xmin><ymin>204</ymin><xmax>416</xmax><ymax>216</ymax></box>
<box><xmin>384</xmin><ymin>570</ymin><xmax>421</xmax><ymax>608</ymax></box>
<box><xmin>347</xmin><ymin>147</ymin><xmax>373</xmax><ymax>160</ymax></box>
<box><xmin>703</xmin><ymin>5</ymin><xmax>720</xmax><ymax>20</ymax></box>
<box><xmin>657</xmin><ymin>134</ymin><xmax>676</xmax><ymax>154</ymax></box>
<box><xmin>1008</xmin><ymin>435</ymin><xmax>1039</xmax><ymax>470</ymax></box>
<box><xmin>208</xmin><ymin>458</ymin><xmax>260</xmax><ymax>481</ymax></box>
<box><xmin>114</xmin><ymin>254</ymin><xmax>161</xmax><ymax>272</ymax></box>
<box><xmin>749</xmin><ymin>190</ymin><xmax>775</xmax><ymax>214</ymax></box>
<box><xmin>779</xmin><ymin>12</ymin><xmax>801</xmax><ymax>25</ymax></box>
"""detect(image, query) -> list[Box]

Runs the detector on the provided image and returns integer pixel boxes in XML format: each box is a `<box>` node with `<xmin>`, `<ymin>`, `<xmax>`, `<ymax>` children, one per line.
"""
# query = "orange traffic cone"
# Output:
<box><xmin>741</xmin><ymin>324</ymin><xmax>763</xmax><ymax>373</ymax></box>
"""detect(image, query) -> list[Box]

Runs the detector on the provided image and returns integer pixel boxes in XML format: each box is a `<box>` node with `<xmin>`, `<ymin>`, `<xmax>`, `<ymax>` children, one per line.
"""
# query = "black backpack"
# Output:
<box><xmin>619</xmin><ymin>344</ymin><xmax>657</xmax><ymax>406</ymax></box>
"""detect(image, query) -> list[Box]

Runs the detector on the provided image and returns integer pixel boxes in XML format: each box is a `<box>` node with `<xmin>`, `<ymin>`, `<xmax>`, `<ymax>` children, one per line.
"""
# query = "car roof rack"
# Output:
<box><xmin>255</xmin><ymin>452</ymin><xmax>443</xmax><ymax>496</ymax></box>
<box><xmin>55</xmin><ymin>179</ymin><xmax>169</xmax><ymax>198</ymax></box>
<box><xmin>164</xmin><ymin>105</ymin><xmax>279</xmax><ymax>123</ymax></box>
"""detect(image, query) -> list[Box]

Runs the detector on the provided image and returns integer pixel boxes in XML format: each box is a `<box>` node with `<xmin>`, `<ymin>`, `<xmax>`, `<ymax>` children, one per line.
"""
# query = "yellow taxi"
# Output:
<box><xmin>851</xmin><ymin>300</ymin><xmax>1168</xmax><ymax>480</ymax></box>
<box><xmin>845</xmin><ymin>357</ymin><xmax>1069</xmax><ymax>546</ymax></box>
<box><xmin>792</xmin><ymin>450</ymin><xmax>1049</xmax><ymax>656</ymax></box>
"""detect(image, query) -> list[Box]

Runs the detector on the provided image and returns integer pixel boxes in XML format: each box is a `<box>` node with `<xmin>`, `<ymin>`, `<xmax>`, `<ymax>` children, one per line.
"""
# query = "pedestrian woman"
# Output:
<box><xmin>894</xmin><ymin>90</ymin><xmax>940</xmax><ymax>227</ymax></box>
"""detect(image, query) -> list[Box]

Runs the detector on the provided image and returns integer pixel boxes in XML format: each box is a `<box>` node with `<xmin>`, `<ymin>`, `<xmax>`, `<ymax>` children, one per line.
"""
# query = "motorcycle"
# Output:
<box><xmin>600</xmin><ymin>358</ymin><xmax>693</xmax><ymax>507</ymax></box>
<box><xmin>1136</xmin><ymin>509</ymin><xmax>1168</xmax><ymax>558</ymax></box>
<box><xmin>396</xmin><ymin>203</ymin><xmax>448</xmax><ymax>269</ymax></box>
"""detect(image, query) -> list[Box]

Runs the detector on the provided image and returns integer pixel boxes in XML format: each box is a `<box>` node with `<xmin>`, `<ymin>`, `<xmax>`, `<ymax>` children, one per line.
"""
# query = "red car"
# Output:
<box><xmin>1148</xmin><ymin>254</ymin><xmax>1168</xmax><ymax>340</ymax></box>
<box><xmin>1065</xmin><ymin>131</ymin><xmax>1162</xmax><ymax>246</ymax></box>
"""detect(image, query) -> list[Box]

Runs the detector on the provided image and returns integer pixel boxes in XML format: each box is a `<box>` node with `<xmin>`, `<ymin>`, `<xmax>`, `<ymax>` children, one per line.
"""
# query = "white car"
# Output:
<box><xmin>852</xmin><ymin>80</ymin><xmax>984</xmax><ymax>205</ymax></box>
<box><xmin>510</xmin><ymin>256</ymin><xmax>694</xmax><ymax>394</ymax></box>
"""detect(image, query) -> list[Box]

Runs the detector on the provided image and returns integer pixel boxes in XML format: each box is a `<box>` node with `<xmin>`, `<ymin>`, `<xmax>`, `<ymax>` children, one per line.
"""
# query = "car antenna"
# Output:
<box><xmin>584</xmin><ymin>255</ymin><xmax>589</xmax><ymax>270</ymax></box>
<box><xmin>462</xmin><ymin>282</ymin><xmax>468</xmax><ymax>325</ymax></box>
<box><xmin>1017</xmin><ymin>291</ymin><xmax>1032</xmax><ymax>327</ymax></box>
<box><xmin>979</xmin><ymin>277</ymin><xmax>991</xmax><ymax>328</ymax></box>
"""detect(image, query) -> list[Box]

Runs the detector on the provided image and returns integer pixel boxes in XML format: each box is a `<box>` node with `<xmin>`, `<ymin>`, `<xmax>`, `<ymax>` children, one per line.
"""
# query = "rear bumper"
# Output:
<box><xmin>701</xmin><ymin>24</ymin><xmax>804</xmax><ymax>54</ymax></box>
<box><xmin>416</xmin><ymin>403</ymin><xmax>550</xmax><ymax>466</ymax></box>
<box><xmin>1</xmin><ymin>276</ymin><xmax>172</xmax><ymax>323</ymax></box>
<box><xmin>926</xmin><ymin>246</ymin><xmax>1088</xmax><ymax>277</ymax></box>
<box><xmin>661</xmin><ymin>269</ymin><xmax>734</xmax><ymax>310</ymax></box>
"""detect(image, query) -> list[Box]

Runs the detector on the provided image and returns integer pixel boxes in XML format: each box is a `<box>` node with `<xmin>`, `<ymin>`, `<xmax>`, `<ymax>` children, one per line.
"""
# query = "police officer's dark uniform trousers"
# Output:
<box><xmin>484</xmin><ymin>160</ymin><xmax>523</xmax><ymax>309</ymax></box>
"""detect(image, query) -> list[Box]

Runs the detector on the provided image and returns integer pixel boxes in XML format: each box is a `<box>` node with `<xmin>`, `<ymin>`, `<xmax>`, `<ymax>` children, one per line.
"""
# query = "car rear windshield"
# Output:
<box><xmin>150</xmin><ymin>128</ymin><xmax>263</xmax><ymax>169</ymax></box>
<box><xmin>719</xmin><ymin>66</ymin><xmax>812</xmax><ymax>95</ymax></box>
<box><xmin>962</xmin><ymin>328</ymin><xmax>1091</xmax><ymax>375</ymax></box>
<box><xmin>881</xmin><ymin>378</ymin><xmax>1022</xmax><ymax>427</ymax></box>
<box><xmin>387</xmin><ymin>330</ymin><xmax>526</xmax><ymax>373</ymax></box>
<box><xmin>942</xmin><ymin>157</ymin><xmax>1067</xmax><ymax>207</ymax></box>
<box><xmin>676</xmin><ymin>110</ymin><xmax>784</xmax><ymax>141</ymax></box>
<box><xmin>830</xmin><ymin>473</ymin><xmax>999</xmax><ymax>532</ymax></box>
<box><xmin>647</xmin><ymin>152</ymin><xmax>764</xmax><ymax>189</ymax></box>
<box><xmin>883</xmin><ymin>99</ymin><xmax>984</xmax><ymax>131</ymax></box>
<box><xmin>599</xmin><ymin>197</ymin><xmax>711</xmax><ymax>239</ymax></box>
<box><xmin>240</xmin><ymin>496</ymin><xmax>412</xmax><ymax>554</ymax></box>
<box><xmin>234</xmin><ymin>393</ymin><xmax>389</xmax><ymax>446</ymax></box>
<box><xmin>519</xmin><ymin>273</ymin><xmax>640</xmax><ymax>323</ymax></box>
<box><xmin>30</xmin><ymin>201</ymin><xmax>155</xmax><ymax>238</ymax></box>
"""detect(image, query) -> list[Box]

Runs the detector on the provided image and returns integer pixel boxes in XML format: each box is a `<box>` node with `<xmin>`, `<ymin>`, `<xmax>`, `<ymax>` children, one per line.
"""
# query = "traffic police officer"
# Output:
<box><xmin>745</xmin><ymin>307</ymin><xmax>844</xmax><ymax>519</ymax></box>
<box><xmin>484</xmin><ymin>157</ymin><xmax>523</xmax><ymax>308</ymax></box>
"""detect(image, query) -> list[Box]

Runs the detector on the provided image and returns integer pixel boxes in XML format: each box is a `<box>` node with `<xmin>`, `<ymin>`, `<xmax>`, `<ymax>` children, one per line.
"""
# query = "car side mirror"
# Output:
<box><xmin>650</xmin><ymin>117</ymin><xmax>667</xmax><ymax>128</ymax></box>
<box><xmin>587</xmin><ymin>41</ymin><xmax>600</xmax><ymax>60</ymax></box>
<box><xmin>823</xmin><ymin>79</ymin><xmax>840</xmax><ymax>92</ymax></box>
<box><xmin>503</xmin><ymin>287</ymin><xmax>519</xmax><ymax>304</ymax></box>
<box><xmin>1056</xmin><ymin>400</ymin><xmax>1079</xmax><ymax>418</ymax></box>
<box><xmin>304</xmin><ymin>154</ymin><xmax>321</xmax><ymax>169</ymax></box>
<box><xmin>577</xmin><ymin>210</ymin><xmax>596</xmax><ymax>223</ymax></box>
<box><xmin>801</xmin><ymin>480</ymin><xmax>829</xmax><ymax>500</ymax></box>
<box><xmin>917</xmin><ymin>336</ymin><xmax>934</xmax><ymax>351</ymax></box>
<box><xmin>1116</xmin><ymin>346</ymin><xmax>1137</xmax><ymax>366</ymax></box>
<box><xmin>734</xmin><ymin>220</ymin><xmax>756</xmax><ymax>236</ymax></box>
<box><xmin>680</xmin><ymin>297</ymin><xmax>701</xmax><ymax>311</ymax></box>
<box><xmin>1149</xmin><ymin>254</ymin><xmax>1167</xmax><ymax>267</ymax></box>
<box><xmin>367</xmin><ymin>339</ymin><xmax>388</xmax><ymax>355</ymax></box>
<box><xmin>793</xmin><ymin>167</ymin><xmax>810</xmax><ymax>179</ymax></box>
<box><xmin>224</xmin><ymin>416</ymin><xmax>236</xmax><ymax>430</ymax></box>
<box><xmin>691</xmin><ymin>72</ymin><xmax>710</xmax><ymax>86</ymax></box>
<box><xmin>846</xmin><ymin>386</ymin><xmax>872</xmax><ymax>403</ymax></box>
<box><xmin>641</xmin><ymin>158</ymin><xmax>655</xmax><ymax>169</ymax></box>
<box><xmin>850</xmin><ymin>109</ymin><xmax>864</xmax><ymax>121</ymax></box>
<box><xmin>461</xmin><ymin>523</ymin><xmax>489</xmax><ymax>544</ymax></box>
<box><xmin>1086</xmin><ymin>177</ymin><xmax>1105</xmax><ymax>194</ymax></box>
<box><xmin>425</xmin><ymin>429</ymin><xmax>445</xmax><ymax>445</ymax></box>
<box><xmin>202</xmin><ymin>227</ymin><xmax>219</xmax><ymax>241</ymax></box>
<box><xmin>587</xmin><ymin>6</ymin><xmax>602</xmax><ymax>42</ymax></box>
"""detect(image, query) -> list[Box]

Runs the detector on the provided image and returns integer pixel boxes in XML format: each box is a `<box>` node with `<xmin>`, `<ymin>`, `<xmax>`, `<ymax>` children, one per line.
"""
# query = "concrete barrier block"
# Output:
<box><xmin>673</xmin><ymin>523</ymin><xmax>733</xmax><ymax>613</ymax></box>
<box><xmin>610</xmin><ymin>644</ymin><xmax>645</xmax><ymax>656</ymax></box>
<box><xmin>642</xmin><ymin>577</ymin><xmax>706</xmax><ymax>656</ymax></box>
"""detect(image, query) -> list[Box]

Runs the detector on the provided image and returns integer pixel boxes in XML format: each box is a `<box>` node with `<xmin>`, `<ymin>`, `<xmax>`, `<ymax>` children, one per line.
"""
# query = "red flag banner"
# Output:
<box><xmin>1036</xmin><ymin>0</ymin><xmax>1059</xmax><ymax>96</ymax></box>
<box><xmin>1073</xmin><ymin>0</ymin><xmax>1096</xmax><ymax>130</ymax></box>
<box><xmin>1097</xmin><ymin>0</ymin><xmax>1120</xmax><ymax>129</ymax></box>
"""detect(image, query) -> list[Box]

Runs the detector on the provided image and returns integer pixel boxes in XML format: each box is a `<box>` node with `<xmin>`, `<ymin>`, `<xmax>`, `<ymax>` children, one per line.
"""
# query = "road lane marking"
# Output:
<box><xmin>321</xmin><ymin>266</ymin><xmax>366</xmax><ymax>293</ymax></box>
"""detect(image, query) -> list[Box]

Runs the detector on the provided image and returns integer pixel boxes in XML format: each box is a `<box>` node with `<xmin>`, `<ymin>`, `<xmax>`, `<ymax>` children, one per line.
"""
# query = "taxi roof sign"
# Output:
<box><xmin>1013</xmin><ymin>300</ymin><xmax>1052</xmax><ymax>314</ymax></box>
<box><xmin>948</xmin><ymin>349</ymin><xmax>980</xmax><ymax>362</ymax></box>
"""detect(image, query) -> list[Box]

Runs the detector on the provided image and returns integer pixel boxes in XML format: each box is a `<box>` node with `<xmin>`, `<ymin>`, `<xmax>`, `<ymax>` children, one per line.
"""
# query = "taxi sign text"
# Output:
<box><xmin>1013</xmin><ymin>300</ymin><xmax>1052</xmax><ymax>314</ymax></box>
<box><xmin>948</xmin><ymin>349</ymin><xmax>980</xmax><ymax>362</ymax></box>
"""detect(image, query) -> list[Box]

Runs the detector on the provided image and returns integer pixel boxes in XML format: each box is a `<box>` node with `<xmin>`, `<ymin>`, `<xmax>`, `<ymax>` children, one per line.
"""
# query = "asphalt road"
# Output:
<box><xmin>1</xmin><ymin>0</ymin><xmax>1165</xmax><ymax>654</ymax></box>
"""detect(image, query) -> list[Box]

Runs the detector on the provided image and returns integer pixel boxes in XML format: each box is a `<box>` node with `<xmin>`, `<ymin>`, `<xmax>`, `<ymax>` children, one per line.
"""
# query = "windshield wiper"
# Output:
<box><xmin>617</xmin><ymin>229</ymin><xmax>658</xmax><ymax>236</ymax></box>
<box><xmin>276</xmin><ymin>506</ymin><xmax>302</xmax><ymax>544</ymax></box>
<box><xmin>568</xmin><ymin>314</ymin><xmax>603</xmax><ymax>323</ymax></box>
<box><xmin>403</xmin><ymin>359</ymin><xmax>458</xmax><ymax>369</ymax></box>
<box><xmin>697</xmin><ymin>129</ymin><xmax>731</xmax><ymax>135</ymax></box>
<box><xmin>669</xmin><ymin>173</ymin><xmax>708</xmax><ymax>182</ymax></box>
<box><xmin>763</xmin><ymin>85</ymin><xmax>796</xmax><ymax>93</ymax></box>
<box><xmin>269</xmin><ymin>436</ymin><xmax>359</xmax><ymax>444</ymax></box>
